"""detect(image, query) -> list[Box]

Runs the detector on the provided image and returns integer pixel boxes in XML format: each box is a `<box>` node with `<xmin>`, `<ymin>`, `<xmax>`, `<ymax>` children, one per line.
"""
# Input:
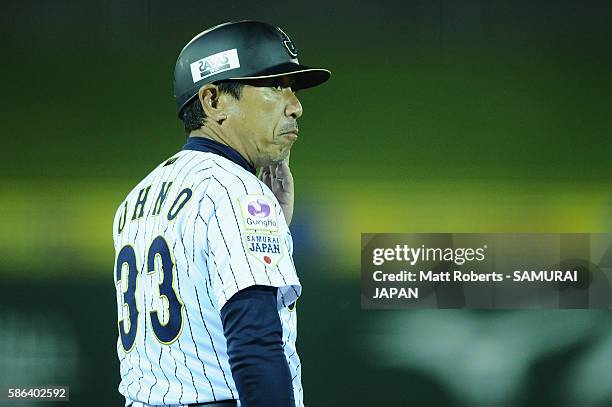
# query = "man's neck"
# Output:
<box><xmin>183</xmin><ymin>134</ymin><xmax>256</xmax><ymax>174</ymax></box>
<box><xmin>188</xmin><ymin>128</ymin><xmax>255</xmax><ymax>167</ymax></box>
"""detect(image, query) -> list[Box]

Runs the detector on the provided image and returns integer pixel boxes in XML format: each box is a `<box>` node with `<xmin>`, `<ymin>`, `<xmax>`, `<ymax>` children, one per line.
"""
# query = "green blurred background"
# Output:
<box><xmin>1</xmin><ymin>0</ymin><xmax>611</xmax><ymax>405</ymax></box>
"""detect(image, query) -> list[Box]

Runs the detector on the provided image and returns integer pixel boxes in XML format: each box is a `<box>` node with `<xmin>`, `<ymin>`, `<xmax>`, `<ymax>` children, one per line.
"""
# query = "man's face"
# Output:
<box><xmin>223</xmin><ymin>76</ymin><xmax>303</xmax><ymax>168</ymax></box>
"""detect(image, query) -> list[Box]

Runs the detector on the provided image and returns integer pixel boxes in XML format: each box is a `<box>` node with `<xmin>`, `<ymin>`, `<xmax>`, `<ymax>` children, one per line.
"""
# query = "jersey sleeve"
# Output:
<box><xmin>203</xmin><ymin>175</ymin><xmax>301</xmax><ymax>311</ymax></box>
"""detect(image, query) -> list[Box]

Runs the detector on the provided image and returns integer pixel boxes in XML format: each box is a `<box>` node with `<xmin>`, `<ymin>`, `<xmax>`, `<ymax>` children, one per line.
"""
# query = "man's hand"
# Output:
<box><xmin>258</xmin><ymin>158</ymin><xmax>294</xmax><ymax>225</ymax></box>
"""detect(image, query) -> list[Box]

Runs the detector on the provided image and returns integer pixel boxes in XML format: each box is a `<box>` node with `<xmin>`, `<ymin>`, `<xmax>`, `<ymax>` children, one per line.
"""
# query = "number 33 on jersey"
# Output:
<box><xmin>115</xmin><ymin>235</ymin><xmax>184</xmax><ymax>351</ymax></box>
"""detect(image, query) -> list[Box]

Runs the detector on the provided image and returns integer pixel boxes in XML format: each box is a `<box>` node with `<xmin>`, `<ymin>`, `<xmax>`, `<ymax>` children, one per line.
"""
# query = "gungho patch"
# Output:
<box><xmin>238</xmin><ymin>195</ymin><xmax>279</xmax><ymax>232</ymax></box>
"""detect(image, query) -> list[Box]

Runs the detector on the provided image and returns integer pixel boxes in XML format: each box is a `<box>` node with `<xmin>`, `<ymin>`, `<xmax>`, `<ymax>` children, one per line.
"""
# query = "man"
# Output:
<box><xmin>112</xmin><ymin>21</ymin><xmax>329</xmax><ymax>407</ymax></box>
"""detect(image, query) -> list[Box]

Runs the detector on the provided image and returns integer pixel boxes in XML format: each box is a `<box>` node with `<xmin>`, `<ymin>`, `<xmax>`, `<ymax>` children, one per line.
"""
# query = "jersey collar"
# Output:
<box><xmin>182</xmin><ymin>136</ymin><xmax>256</xmax><ymax>175</ymax></box>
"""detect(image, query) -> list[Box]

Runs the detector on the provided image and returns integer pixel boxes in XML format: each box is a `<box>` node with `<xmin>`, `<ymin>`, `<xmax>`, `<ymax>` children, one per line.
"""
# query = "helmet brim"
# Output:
<box><xmin>228</xmin><ymin>62</ymin><xmax>331</xmax><ymax>90</ymax></box>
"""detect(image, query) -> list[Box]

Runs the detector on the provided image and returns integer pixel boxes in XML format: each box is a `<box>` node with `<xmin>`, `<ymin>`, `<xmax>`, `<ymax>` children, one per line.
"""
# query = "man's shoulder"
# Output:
<box><xmin>112</xmin><ymin>151</ymin><xmax>190</xmax><ymax>212</ymax></box>
<box><xmin>205</xmin><ymin>155</ymin><xmax>253</xmax><ymax>182</ymax></box>
<box><xmin>204</xmin><ymin>156</ymin><xmax>267</xmax><ymax>198</ymax></box>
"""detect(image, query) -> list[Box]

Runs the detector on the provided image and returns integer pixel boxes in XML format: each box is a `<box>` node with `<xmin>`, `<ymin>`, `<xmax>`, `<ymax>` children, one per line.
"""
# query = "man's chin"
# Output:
<box><xmin>267</xmin><ymin>148</ymin><xmax>291</xmax><ymax>164</ymax></box>
<box><xmin>276</xmin><ymin>151</ymin><xmax>292</xmax><ymax>163</ymax></box>
<box><xmin>255</xmin><ymin>145</ymin><xmax>292</xmax><ymax>167</ymax></box>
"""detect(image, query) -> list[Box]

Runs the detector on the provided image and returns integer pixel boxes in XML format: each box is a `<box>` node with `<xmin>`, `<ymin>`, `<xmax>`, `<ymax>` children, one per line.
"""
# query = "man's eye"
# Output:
<box><xmin>271</xmin><ymin>84</ymin><xmax>296</xmax><ymax>93</ymax></box>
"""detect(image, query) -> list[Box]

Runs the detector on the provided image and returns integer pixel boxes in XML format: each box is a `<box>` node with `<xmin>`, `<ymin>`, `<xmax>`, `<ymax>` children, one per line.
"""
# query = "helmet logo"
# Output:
<box><xmin>276</xmin><ymin>27</ymin><xmax>298</xmax><ymax>58</ymax></box>
<box><xmin>189</xmin><ymin>49</ymin><xmax>241</xmax><ymax>83</ymax></box>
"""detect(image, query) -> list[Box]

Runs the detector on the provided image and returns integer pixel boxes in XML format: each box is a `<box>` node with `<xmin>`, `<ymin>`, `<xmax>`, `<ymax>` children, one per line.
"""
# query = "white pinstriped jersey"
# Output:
<box><xmin>113</xmin><ymin>149</ymin><xmax>303</xmax><ymax>406</ymax></box>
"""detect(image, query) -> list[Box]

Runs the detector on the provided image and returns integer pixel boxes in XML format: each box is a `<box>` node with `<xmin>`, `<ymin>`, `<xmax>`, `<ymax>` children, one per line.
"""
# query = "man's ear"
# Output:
<box><xmin>198</xmin><ymin>84</ymin><xmax>228</xmax><ymax>124</ymax></box>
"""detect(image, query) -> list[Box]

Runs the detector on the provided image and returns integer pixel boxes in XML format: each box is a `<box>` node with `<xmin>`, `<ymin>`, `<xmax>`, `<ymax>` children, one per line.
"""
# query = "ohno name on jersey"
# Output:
<box><xmin>117</xmin><ymin>181</ymin><xmax>192</xmax><ymax>234</ymax></box>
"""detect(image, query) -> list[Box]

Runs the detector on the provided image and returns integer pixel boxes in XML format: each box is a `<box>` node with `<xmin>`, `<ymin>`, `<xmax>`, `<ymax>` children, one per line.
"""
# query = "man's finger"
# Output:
<box><xmin>274</xmin><ymin>161</ymin><xmax>291</xmax><ymax>179</ymax></box>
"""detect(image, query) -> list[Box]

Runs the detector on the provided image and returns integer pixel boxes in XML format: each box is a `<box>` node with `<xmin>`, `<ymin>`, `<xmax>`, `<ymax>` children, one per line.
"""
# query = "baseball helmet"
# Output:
<box><xmin>173</xmin><ymin>20</ymin><xmax>331</xmax><ymax>116</ymax></box>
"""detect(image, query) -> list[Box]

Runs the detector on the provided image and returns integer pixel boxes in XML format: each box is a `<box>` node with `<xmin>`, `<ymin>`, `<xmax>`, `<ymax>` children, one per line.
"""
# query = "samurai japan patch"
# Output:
<box><xmin>238</xmin><ymin>195</ymin><xmax>284</xmax><ymax>266</ymax></box>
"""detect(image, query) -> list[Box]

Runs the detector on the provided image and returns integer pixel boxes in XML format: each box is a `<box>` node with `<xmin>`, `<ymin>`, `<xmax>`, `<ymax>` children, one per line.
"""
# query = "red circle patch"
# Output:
<box><xmin>263</xmin><ymin>256</ymin><xmax>272</xmax><ymax>264</ymax></box>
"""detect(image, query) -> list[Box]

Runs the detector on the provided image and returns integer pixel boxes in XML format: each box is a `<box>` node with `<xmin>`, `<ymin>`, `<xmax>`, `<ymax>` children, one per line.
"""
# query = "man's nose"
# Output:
<box><xmin>285</xmin><ymin>92</ymin><xmax>303</xmax><ymax>119</ymax></box>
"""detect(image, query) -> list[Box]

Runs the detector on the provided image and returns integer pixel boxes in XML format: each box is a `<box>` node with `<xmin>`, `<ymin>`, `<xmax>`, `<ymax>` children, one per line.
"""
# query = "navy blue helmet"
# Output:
<box><xmin>173</xmin><ymin>21</ymin><xmax>331</xmax><ymax>116</ymax></box>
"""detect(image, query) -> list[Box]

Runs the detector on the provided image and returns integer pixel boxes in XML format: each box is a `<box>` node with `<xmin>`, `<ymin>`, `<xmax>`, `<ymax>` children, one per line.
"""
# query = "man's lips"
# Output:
<box><xmin>279</xmin><ymin>129</ymin><xmax>299</xmax><ymax>140</ymax></box>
